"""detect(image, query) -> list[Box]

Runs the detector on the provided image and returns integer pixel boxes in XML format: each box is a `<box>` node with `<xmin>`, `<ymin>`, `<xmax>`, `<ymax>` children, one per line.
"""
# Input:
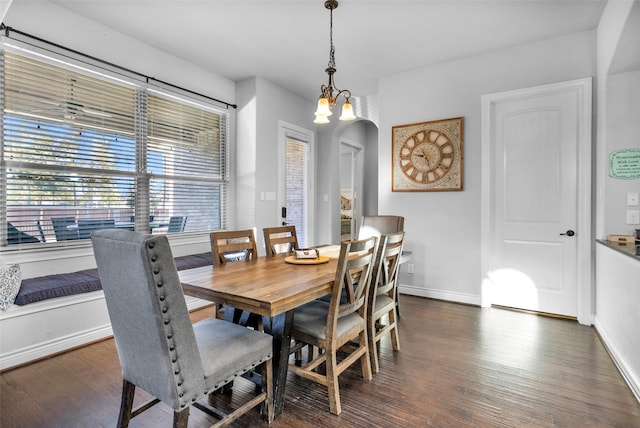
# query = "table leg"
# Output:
<box><xmin>272</xmin><ymin>310</ymin><xmax>294</xmax><ymax>416</ymax></box>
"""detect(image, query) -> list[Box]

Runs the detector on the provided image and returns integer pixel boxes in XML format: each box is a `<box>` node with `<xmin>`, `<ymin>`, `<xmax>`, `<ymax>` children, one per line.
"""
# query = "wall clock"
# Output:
<box><xmin>392</xmin><ymin>117</ymin><xmax>464</xmax><ymax>192</ymax></box>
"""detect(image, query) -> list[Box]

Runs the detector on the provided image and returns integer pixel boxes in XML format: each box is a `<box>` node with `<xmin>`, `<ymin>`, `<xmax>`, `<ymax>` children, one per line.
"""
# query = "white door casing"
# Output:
<box><xmin>481</xmin><ymin>78</ymin><xmax>592</xmax><ymax>324</ymax></box>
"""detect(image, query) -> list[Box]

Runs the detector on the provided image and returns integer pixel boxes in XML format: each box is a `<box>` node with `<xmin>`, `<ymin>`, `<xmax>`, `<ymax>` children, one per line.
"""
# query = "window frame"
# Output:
<box><xmin>0</xmin><ymin>40</ymin><xmax>231</xmax><ymax>251</ymax></box>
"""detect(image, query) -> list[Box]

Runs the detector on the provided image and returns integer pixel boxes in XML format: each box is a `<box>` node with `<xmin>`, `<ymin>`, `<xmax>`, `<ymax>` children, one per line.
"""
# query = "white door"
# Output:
<box><xmin>278</xmin><ymin>121</ymin><xmax>314</xmax><ymax>248</ymax></box>
<box><xmin>481</xmin><ymin>79</ymin><xmax>592</xmax><ymax>319</ymax></box>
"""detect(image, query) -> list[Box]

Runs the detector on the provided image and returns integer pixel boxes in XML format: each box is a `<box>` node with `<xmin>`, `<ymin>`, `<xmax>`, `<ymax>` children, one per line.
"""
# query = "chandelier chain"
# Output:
<box><xmin>328</xmin><ymin>5</ymin><xmax>335</xmax><ymax>70</ymax></box>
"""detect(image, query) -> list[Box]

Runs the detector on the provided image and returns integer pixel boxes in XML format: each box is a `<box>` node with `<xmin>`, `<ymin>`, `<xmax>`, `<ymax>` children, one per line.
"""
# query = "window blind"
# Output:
<box><xmin>1</xmin><ymin>49</ymin><xmax>229</xmax><ymax>247</ymax></box>
<box><xmin>147</xmin><ymin>90</ymin><xmax>228</xmax><ymax>232</ymax></box>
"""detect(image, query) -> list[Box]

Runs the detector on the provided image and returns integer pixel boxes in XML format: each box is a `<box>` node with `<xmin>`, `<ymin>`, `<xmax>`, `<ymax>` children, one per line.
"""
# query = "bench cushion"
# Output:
<box><xmin>14</xmin><ymin>269</ymin><xmax>102</xmax><ymax>305</ymax></box>
<box><xmin>14</xmin><ymin>252</ymin><xmax>214</xmax><ymax>306</ymax></box>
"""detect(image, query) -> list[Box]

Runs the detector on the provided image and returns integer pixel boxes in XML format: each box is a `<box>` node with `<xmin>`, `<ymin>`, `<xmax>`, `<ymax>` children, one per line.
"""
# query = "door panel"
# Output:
<box><xmin>485</xmin><ymin>84</ymin><xmax>584</xmax><ymax>317</ymax></box>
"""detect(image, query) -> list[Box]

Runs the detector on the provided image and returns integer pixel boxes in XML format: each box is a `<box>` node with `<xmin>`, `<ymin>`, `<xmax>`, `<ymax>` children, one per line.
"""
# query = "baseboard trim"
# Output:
<box><xmin>0</xmin><ymin>323</ymin><xmax>113</xmax><ymax>371</ymax></box>
<box><xmin>0</xmin><ymin>296</ymin><xmax>213</xmax><ymax>371</ymax></box>
<box><xmin>594</xmin><ymin>316</ymin><xmax>640</xmax><ymax>403</ymax></box>
<box><xmin>398</xmin><ymin>283</ymin><xmax>481</xmax><ymax>306</ymax></box>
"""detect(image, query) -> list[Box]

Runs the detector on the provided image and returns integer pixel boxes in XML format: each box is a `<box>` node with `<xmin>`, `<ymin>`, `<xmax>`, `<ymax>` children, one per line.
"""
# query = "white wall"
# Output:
<box><xmin>4</xmin><ymin>1</ymin><xmax>235</xmax><ymax>105</ymax></box>
<box><xmin>603</xmin><ymin>69</ymin><xmax>640</xmax><ymax>235</ymax></box>
<box><xmin>236</xmin><ymin>77</ymin><xmax>318</xmax><ymax>253</ymax></box>
<box><xmin>594</xmin><ymin>0</ymin><xmax>640</xmax><ymax>401</ymax></box>
<box><xmin>378</xmin><ymin>31</ymin><xmax>595</xmax><ymax>303</ymax></box>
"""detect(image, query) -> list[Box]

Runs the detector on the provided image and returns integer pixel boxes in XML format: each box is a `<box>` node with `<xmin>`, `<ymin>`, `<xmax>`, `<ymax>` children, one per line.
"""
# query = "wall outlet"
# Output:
<box><xmin>627</xmin><ymin>209</ymin><xmax>640</xmax><ymax>225</ymax></box>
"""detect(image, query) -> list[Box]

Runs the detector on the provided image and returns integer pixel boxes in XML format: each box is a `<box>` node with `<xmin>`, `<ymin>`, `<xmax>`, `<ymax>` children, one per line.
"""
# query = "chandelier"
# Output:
<box><xmin>313</xmin><ymin>0</ymin><xmax>356</xmax><ymax>124</ymax></box>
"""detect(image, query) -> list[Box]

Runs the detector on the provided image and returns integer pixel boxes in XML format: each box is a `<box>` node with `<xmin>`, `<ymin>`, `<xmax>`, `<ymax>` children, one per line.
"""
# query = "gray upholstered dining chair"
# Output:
<box><xmin>263</xmin><ymin>225</ymin><xmax>298</xmax><ymax>257</ymax></box>
<box><xmin>358</xmin><ymin>215</ymin><xmax>404</xmax><ymax>241</ymax></box>
<box><xmin>91</xmin><ymin>229</ymin><xmax>273</xmax><ymax>427</ymax></box>
<box><xmin>288</xmin><ymin>236</ymin><xmax>377</xmax><ymax>415</ymax></box>
<box><xmin>367</xmin><ymin>231</ymin><xmax>404</xmax><ymax>373</ymax></box>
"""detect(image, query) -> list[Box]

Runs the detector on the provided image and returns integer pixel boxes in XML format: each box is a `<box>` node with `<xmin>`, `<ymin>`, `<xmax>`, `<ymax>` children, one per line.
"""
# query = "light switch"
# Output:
<box><xmin>627</xmin><ymin>209</ymin><xmax>640</xmax><ymax>225</ymax></box>
<box><xmin>628</xmin><ymin>192</ymin><xmax>639</xmax><ymax>206</ymax></box>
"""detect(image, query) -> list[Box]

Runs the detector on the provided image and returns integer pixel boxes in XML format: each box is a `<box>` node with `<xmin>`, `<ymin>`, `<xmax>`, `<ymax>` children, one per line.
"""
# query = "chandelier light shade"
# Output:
<box><xmin>313</xmin><ymin>0</ymin><xmax>356</xmax><ymax>124</ymax></box>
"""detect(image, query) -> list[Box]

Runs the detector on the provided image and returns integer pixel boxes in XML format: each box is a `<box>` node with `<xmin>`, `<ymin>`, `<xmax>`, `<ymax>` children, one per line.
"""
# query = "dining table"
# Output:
<box><xmin>179</xmin><ymin>249</ymin><xmax>341</xmax><ymax>417</ymax></box>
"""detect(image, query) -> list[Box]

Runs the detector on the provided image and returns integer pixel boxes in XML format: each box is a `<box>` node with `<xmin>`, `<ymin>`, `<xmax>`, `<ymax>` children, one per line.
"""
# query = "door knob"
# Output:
<box><xmin>560</xmin><ymin>230</ymin><xmax>575</xmax><ymax>237</ymax></box>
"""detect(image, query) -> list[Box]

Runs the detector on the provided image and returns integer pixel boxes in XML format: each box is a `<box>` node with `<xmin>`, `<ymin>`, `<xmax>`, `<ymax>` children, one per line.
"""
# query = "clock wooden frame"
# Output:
<box><xmin>392</xmin><ymin>117</ymin><xmax>464</xmax><ymax>192</ymax></box>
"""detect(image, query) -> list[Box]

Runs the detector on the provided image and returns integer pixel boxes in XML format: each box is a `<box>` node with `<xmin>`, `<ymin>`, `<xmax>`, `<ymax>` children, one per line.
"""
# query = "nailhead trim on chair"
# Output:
<box><xmin>210</xmin><ymin>354</ymin><xmax>273</xmax><ymax>391</ymax></box>
<box><xmin>147</xmin><ymin>240</ymin><xmax>192</xmax><ymax>409</ymax></box>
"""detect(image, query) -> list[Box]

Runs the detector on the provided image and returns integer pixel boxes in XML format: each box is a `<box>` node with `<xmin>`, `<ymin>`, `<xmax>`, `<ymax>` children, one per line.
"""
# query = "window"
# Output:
<box><xmin>1</xmin><ymin>48</ymin><xmax>229</xmax><ymax>247</ymax></box>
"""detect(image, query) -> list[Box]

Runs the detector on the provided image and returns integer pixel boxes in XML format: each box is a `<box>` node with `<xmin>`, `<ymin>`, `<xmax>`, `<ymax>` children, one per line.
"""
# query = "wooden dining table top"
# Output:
<box><xmin>179</xmin><ymin>253</ymin><xmax>339</xmax><ymax>317</ymax></box>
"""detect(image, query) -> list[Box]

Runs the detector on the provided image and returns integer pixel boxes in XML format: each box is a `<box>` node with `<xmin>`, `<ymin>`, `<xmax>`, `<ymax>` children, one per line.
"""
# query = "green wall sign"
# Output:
<box><xmin>610</xmin><ymin>149</ymin><xmax>640</xmax><ymax>179</ymax></box>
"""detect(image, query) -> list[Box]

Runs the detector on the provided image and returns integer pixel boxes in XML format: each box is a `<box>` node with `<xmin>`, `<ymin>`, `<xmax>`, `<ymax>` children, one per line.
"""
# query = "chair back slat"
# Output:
<box><xmin>210</xmin><ymin>229</ymin><xmax>258</xmax><ymax>266</ymax></box>
<box><xmin>373</xmin><ymin>232</ymin><xmax>404</xmax><ymax>297</ymax></box>
<box><xmin>263</xmin><ymin>225</ymin><xmax>298</xmax><ymax>257</ymax></box>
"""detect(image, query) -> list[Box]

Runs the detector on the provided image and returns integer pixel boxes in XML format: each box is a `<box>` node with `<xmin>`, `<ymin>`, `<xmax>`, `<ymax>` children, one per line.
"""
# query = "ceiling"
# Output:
<box><xmin>49</xmin><ymin>0</ymin><xmax>607</xmax><ymax>102</ymax></box>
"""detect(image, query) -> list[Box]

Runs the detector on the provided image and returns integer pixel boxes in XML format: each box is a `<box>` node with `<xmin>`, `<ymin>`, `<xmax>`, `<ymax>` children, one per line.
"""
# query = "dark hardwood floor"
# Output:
<box><xmin>2</xmin><ymin>296</ymin><xmax>639</xmax><ymax>427</ymax></box>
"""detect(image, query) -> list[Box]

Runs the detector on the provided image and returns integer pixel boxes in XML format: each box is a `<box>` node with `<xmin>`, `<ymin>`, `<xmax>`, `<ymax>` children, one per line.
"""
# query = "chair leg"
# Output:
<box><xmin>326</xmin><ymin>351</ymin><xmax>342</xmax><ymax>415</ymax></box>
<box><xmin>360</xmin><ymin>331</ymin><xmax>372</xmax><ymax>381</ymax></box>
<box><xmin>368</xmin><ymin>316</ymin><xmax>380</xmax><ymax>374</ymax></box>
<box><xmin>172</xmin><ymin>407</ymin><xmax>189</xmax><ymax>428</ymax></box>
<box><xmin>263</xmin><ymin>358</ymin><xmax>274</xmax><ymax>423</ymax></box>
<box><xmin>117</xmin><ymin>380</ymin><xmax>136</xmax><ymax>428</ymax></box>
<box><xmin>389</xmin><ymin>308</ymin><xmax>401</xmax><ymax>351</ymax></box>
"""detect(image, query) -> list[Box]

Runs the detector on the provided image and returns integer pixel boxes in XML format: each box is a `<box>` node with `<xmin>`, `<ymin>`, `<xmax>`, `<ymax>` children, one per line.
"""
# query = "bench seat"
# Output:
<box><xmin>14</xmin><ymin>252</ymin><xmax>214</xmax><ymax>306</ymax></box>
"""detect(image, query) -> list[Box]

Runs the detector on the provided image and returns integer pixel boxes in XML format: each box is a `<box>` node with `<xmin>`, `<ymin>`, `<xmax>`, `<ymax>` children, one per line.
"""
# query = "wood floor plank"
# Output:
<box><xmin>1</xmin><ymin>296</ymin><xmax>639</xmax><ymax>427</ymax></box>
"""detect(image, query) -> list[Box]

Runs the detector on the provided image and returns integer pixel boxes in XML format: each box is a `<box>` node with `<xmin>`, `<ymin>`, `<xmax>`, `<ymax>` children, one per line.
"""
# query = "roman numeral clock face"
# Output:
<box><xmin>392</xmin><ymin>117</ymin><xmax>464</xmax><ymax>191</ymax></box>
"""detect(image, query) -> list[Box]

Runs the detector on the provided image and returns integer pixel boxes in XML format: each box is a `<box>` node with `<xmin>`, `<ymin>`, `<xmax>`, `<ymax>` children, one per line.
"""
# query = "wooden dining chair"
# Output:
<box><xmin>210</xmin><ymin>229</ymin><xmax>260</xmax><ymax>327</ymax></box>
<box><xmin>210</xmin><ymin>229</ymin><xmax>258</xmax><ymax>266</ymax></box>
<box><xmin>91</xmin><ymin>229</ymin><xmax>273</xmax><ymax>427</ymax></box>
<box><xmin>358</xmin><ymin>215</ymin><xmax>405</xmax><ymax>315</ymax></box>
<box><xmin>288</xmin><ymin>236</ymin><xmax>377</xmax><ymax>415</ymax></box>
<box><xmin>367</xmin><ymin>231</ymin><xmax>404</xmax><ymax>373</ymax></box>
<box><xmin>263</xmin><ymin>225</ymin><xmax>298</xmax><ymax>257</ymax></box>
